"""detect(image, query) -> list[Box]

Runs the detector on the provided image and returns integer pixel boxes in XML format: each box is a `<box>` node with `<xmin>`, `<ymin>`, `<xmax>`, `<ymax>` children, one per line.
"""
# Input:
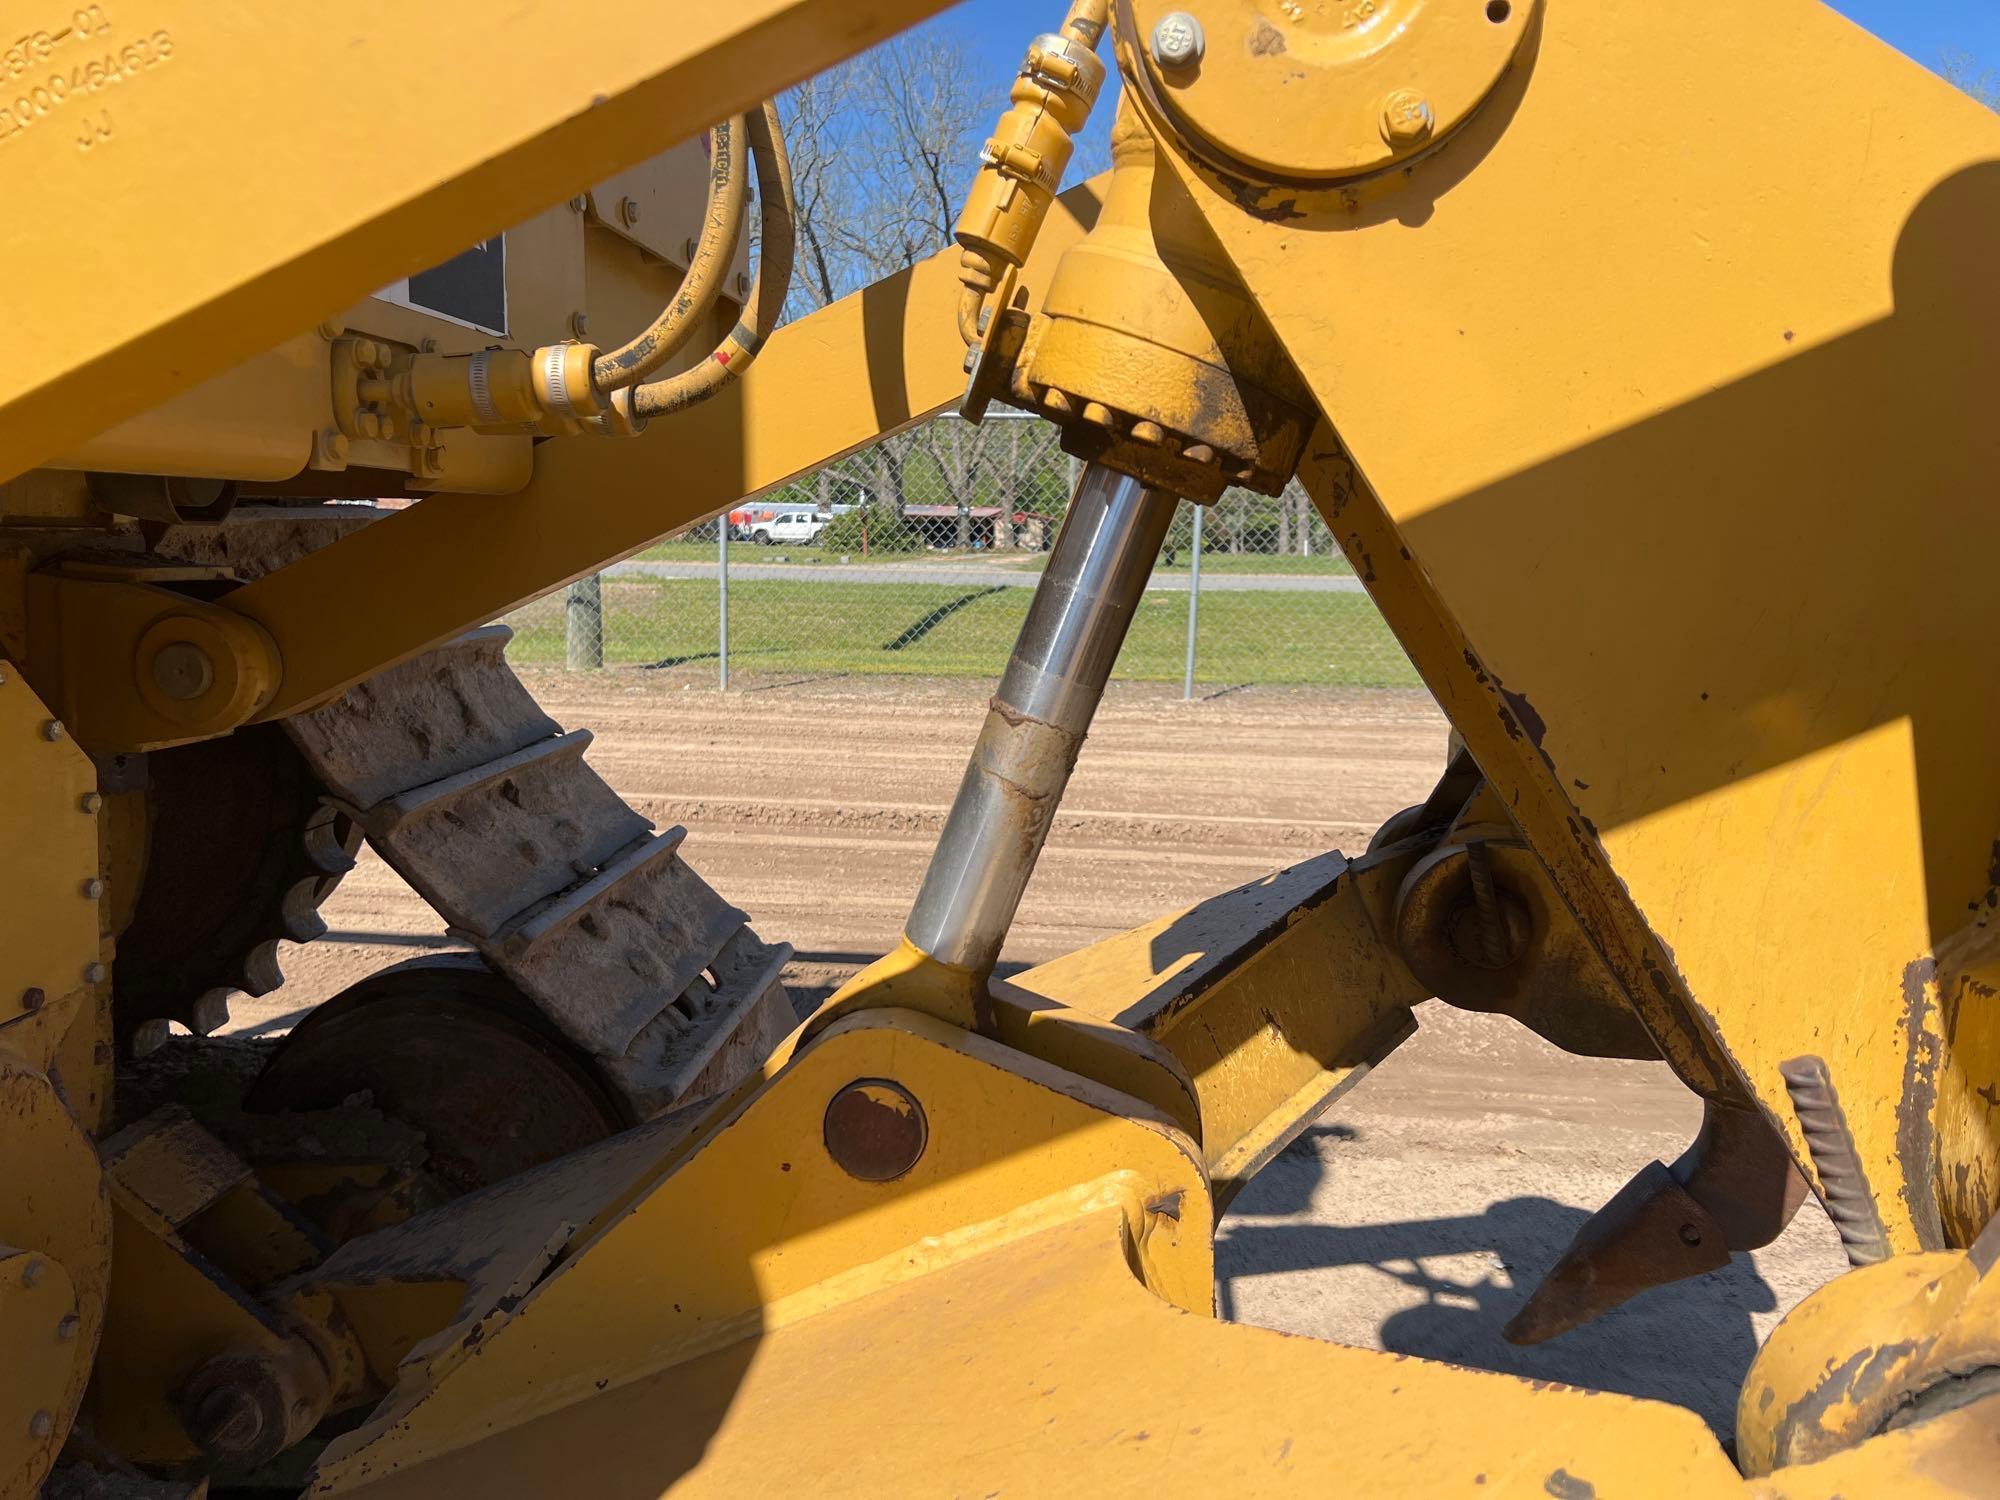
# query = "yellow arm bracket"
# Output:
<box><xmin>1146</xmin><ymin>0</ymin><xmax>2000</xmax><ymax>1250</ymax></box>
<box><xmin>1011</xmin><ymin>846</ymin><xmax>1424</xmax><ymax>1201</ymax></box>
<box><xmin>22</xmin><ymin>569</ymin><xmax>279</xmax><ymax>752</ymax></box>
<box><xmin>226</xmin><ymin>179</ymin><xmax>1104</xmax><ymax>719</ymax></box>
<box><xmin>0</xmin><ymin>0</ymin><xmax>953</xmax><ymax>486</ymax></box>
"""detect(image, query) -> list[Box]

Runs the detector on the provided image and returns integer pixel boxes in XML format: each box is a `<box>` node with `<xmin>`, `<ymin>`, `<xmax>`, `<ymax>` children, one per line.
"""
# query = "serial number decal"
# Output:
<box><xmin>0</xmin><ymin>10</ymin><xmax>174</xmax><ymax>151</ymax></box>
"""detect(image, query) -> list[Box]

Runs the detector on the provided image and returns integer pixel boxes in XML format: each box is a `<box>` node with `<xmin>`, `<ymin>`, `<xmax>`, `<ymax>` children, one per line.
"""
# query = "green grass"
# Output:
<box><xmin>506</xmin><ymin>577</ymin><xmax>1417</xmax><ymax>688</ymax></box>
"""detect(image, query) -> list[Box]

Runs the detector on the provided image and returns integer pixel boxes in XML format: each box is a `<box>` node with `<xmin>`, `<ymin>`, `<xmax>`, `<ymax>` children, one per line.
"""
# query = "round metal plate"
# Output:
<box><xmin>247</xmin><ymin>957</ymin><xmax>629</xmax><ymax>1197</ymax></box>
<box><xmin>822</xmin><ymin>1079</ymin><xmax>928</xmax><ymax>1183</ymax></box>
<box><xmin>1126</xmin><ymin>0</ymin><xmax>1540</xmax><ymax>183</ymax></box>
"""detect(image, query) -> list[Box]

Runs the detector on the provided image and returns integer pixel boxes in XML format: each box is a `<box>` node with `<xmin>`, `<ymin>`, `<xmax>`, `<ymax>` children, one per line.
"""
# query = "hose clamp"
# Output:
<box><xmin>466</xmin><ymin>351</ymin><xmax>502</xmax><ymax>427</ymax></box>
<box><xmin>540</xmin><ymin>343</ymin><xmax>579</xmax><ymax>420</ymax></box>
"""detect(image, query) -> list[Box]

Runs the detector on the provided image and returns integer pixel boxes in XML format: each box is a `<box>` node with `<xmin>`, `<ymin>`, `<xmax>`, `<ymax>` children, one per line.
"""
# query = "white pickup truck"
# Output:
<box><xmin>748</xmin><ymin>508</ymin><xmax>827</xmax><ymax>546</ymax></box>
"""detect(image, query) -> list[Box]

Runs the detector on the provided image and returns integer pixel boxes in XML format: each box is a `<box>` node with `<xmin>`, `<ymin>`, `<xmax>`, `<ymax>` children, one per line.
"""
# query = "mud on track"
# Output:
<box><xmin>235</xmin><ymin>671</ymin><xmax>1847</xmax><ymax>1440</ymax></box>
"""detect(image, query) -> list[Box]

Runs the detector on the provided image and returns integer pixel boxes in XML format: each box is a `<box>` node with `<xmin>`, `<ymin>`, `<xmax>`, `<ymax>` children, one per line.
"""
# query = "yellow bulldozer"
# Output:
<box><xmin>3</xmin><ymin>0</ymin><xmax>1997</xmax><ymax>1493</ymax></box>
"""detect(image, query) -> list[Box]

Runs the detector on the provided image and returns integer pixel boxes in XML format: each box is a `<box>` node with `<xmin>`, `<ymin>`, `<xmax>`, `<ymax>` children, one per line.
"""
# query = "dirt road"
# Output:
<box><xmin>239</xmin><ymin>671</ymin><xmax>1847</xmax><ymax>1440</ymax></box>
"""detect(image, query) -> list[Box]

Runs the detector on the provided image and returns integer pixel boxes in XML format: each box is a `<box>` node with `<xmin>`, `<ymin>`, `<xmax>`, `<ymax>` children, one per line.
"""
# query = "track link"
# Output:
<box><xmin>281</xmin><ymin>626</ymin><xmax>794</xmax><ymax>1119</ymax></box>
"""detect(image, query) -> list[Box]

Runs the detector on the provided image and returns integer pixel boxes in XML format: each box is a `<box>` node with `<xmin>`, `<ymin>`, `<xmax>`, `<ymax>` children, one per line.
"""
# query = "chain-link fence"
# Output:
<box><xmin>503</xmin><ymin>411</ymin><xmax>1420</xmax><ymax>695</ymax></box>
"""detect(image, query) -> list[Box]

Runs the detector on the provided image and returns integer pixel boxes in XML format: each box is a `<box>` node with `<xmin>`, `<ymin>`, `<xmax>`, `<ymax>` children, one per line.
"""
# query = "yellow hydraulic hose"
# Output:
<box><xmin>592</xmin><ymin>114</ymin><xmax>750</xmax><ymax>392</ymax></box>
<box><xmin>631</xmin><ymin>99</ymin><xmax>795</xmax><ymax>421</ymax></box>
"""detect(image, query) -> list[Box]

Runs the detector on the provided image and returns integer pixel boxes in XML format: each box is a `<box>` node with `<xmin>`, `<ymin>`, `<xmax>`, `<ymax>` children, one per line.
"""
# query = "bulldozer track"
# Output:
<box><xmin>145</xmin><ymin>508</ymin><xmax>793</xmax><ymax>1119</ymax></box>
<box><xmin>278</xmin><ymin>625</ymin><xmax>795</xmax><ymax>1119</ymax></box>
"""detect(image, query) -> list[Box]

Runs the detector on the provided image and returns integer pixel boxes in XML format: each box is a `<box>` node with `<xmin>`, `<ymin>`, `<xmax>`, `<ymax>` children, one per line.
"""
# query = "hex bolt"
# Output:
<box><xmin>1150</xmin><ymin>11</ymin><xmax>1205</xmax><ymax>70</ymax></box>
<box><xmin>83</xmin><ymin>962</ymin><xmax>106</xmax><ymax>985</ymax></box>
<box><xmin>79</xmin><ymin>792</ymin><xmax>102</xmax><ymax>814</ymax></box>
<box><xmin>40</xmin><ymin>719</ymin><xmax>64</xmax><ymax>742</ymax></box>
<box><xmin>28</xmin><ymin>1410</ymin><xmax>51</xmax><ymax>1440</ymax></box>
<box><xmin>619</xmin><ymin>195</ymin><xmax>641</xmax><ymax>226</ymax></box>
<box><xmin>80</xmin><ymin>878</ymin><xmax>104</xmax><ymax>900</ymax></box>
<box><xmin>1380</xmin><ymin>88</ymin><xmax>1436</xmax><ymax>146</ymax></box>
<box><xmin>568</xmin><ymin>194</ymin><xmax>588</xmax><ymax>213</ymax></box>
<box><xmin>420</xmin><ymin>336</ymin><xmax>440</xmax><ymax>354</ymax></box>
<box><xmin>21</xmin><ymin>1259</ymin><xmax>44</xmax><ymax>1288</ymax></box>
<box><xmin>568</xmin><ymin>311</ymin><xmax>590</xmax><ymax>338</ymax></box>
<box><xmin>56</xmin><ymin>1314</ymin><xmax>79</xmax><ymax>1342</ymax></box>
<box><xmin>317</xmin><ymin>429</ymin><xmax>351</xmax><ymax>467</ymax></box>
<box><xmin>150</xmin><ymin>641</ymin><xmax>216</xmax><ymax>702</ymax></box>
<box><xmin>21</xmin><ymin>987</ymin><xmax>44</xmax><ymax>1012</ymax></box>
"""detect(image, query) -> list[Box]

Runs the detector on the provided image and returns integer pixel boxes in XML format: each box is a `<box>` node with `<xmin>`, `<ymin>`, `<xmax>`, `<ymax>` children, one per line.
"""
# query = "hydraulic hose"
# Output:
<box><xmin>592</xmin><ymin>114</ymin><xmax>750</xmax><ymax>392</ymax></box>
<box><xmin>632</xmin><ymin>99</ymin><xmax>795</xmax><ymax>420</ymax></box>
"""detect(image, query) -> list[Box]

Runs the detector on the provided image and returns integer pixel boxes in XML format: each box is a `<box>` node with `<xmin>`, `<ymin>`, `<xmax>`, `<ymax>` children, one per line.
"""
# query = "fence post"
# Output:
<box><xmin>718</xmin><ymin>519</ymin><xmax>730</xmax><ymax>691</ymax></box>
<box><xmin>1182</xmin><ymin>503</ymin><xmax>1203</xmax><ymax>701</ymax></box>
<box><xmin>565</xmin><ymin>575</ymin><xmax>603</xmax><ymax>670</ymax></box>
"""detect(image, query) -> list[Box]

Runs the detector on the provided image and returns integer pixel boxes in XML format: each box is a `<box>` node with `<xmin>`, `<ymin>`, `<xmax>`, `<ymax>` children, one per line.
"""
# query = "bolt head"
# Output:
<box><xmin>619</xmin><ymin>196</ymin><xmax>641</xmax><ymax>225</ymax></box>
<box><xmin>56</xmin><ymin>1314</ymin><xmax>78</xmax><ymax>1341</ymax></box>
<box><xmin>318</xmin><ymin>428</ymin><xmax>351</xmax><ymax>466</ymax></box>
<box><xmin>81</xmin><ymin>878</ymin><xmax>104</xmax><ymax>900</ymax></box>
<box><xmin>28</xmin><ymin>1410</ymin><xmax>51</xmax><ymax>1439</ymax></box>
<box><xmin>151</xmin><ymin>641</ymin><xmax>217</xmax><ymax>702</ymax></box>
<box><xmin>1381</xmin><ymin>88</ymin><xmax>1436</xmax><ymax>146</ymax></box>
<box><xmin>568</xmin><ymin>311</ymin><xmax>590</xmax><ymax>338</ymax></box>
<box><xmin>420</xmin><ymin>336</ymin><xmax>441</xmax><ymax>354</ymax></box>
<box><xmin>21</xmin><ymin>1258</ymin><xmax>44</xmax><ymax>1288</ymax></box>
<box><xmin>40</xmin><ymin>719</ymin><xmax>64</xmax><ymax>742</ymax></box>
<box><xmin>82</xmin><ymin>962</ymin><xmax>106</xmax><ymax>985</ymax></box>
<box><xmin>1150</xmin><ymin>11</ymin><xmax>1205</xmax><ymax>69</ymax></box>
<box><xmin>20</xmin><ymin>987</ymin><xmax>44</xmax><ymax>1012</ymax></box>
<box><xmin>79</xmin><ymin>792</ymin><xmax>102</xmax><ymax>814</ymax></box>
<box><xmin>568</xmin><ymin>194</ymin><xmax>588</xmax><ymax>213</ymax></box>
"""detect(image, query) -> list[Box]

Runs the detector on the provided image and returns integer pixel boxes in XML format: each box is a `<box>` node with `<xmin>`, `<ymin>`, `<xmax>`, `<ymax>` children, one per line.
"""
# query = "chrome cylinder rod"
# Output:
<box><xmin>904</xmin><ymin>463</ymin><xmax>1176</xmax><ymax>973</ymax></box>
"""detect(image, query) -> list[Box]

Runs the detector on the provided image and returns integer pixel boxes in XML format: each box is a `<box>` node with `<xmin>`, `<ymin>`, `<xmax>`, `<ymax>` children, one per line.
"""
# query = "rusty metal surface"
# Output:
<box><xmin>114</xmin><ymin>724</ymin><xmax>359</xmax><ymax>1037</ymax></box>
<box><xmin>1394</xmin><ymin>832</ymin><xmax>1657</xmax><ymax>1061</ymax></box>
<box><xmin>822</xmin><ymin>1080</ymin><xmax>928</xmax><ymax>1183</ymax></box>
<box><xmin>247</xmin><ymin>957</ymin><xmax>629</xmax><ymax>1198</ymax></box>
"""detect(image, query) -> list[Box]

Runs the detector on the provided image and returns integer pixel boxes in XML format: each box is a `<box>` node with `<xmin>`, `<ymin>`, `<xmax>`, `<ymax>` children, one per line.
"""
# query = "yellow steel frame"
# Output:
<box><xmin>10</xmin><ymin>0</ymin><xmax>2000</xmax><ymax>1489</ymax></box>
<box><xmin>227</xmin><ymin>180</ymin><xmax>1103</xmax><ymax>718</ymax></box>
<box><xmin>1148</xmin><ymin>0</ymin><xmax>2000</xmax><ymax>1257</ymax></box>
<box><xmin>0</xmin><ymin>0</ymin><xmax>953</xmax><ymax>487</ymax></box>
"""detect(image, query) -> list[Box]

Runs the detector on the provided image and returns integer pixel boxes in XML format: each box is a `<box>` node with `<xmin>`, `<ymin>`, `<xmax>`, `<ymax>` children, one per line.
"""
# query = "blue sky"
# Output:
<box><xmin>937</xmin><ymin>0</ymin><xmax>2000</xmax><ymax>97</ymax></box>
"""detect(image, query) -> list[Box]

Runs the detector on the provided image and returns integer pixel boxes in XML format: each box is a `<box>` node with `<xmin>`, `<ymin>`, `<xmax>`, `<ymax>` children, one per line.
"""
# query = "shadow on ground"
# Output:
<box><xmin>1218</xmin><ymin>1123</ymin><xmax>1778</xmax><ymax>1439</ymax></box>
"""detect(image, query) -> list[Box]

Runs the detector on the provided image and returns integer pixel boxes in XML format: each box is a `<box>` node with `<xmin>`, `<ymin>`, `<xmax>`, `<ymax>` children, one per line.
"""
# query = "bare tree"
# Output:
<box><xmin>1942</xmin><ymin>48</ymin><xmax>2000</xmax><ymax>109</ymax></box>
<box><xmin>774</xmin><ymin>28</ymin><xmax>1115</xmax><ymax>529</ymax></box>
<box><xmin>778</xmin><ymin>32</ymin><xmax>984</xmax><ymax>313</ymax></box>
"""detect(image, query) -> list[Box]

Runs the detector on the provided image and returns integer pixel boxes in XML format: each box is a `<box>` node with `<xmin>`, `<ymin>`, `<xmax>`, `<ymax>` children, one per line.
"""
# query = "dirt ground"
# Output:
<box><xmin>232</xmin><ymin>670</ymin><xmax>1849</xmax><ymax>1441</ymax></box>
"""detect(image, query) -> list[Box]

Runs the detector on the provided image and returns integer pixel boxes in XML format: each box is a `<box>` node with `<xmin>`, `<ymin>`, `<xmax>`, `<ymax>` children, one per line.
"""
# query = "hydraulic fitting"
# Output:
<box><xmin>1008</xmin><ymin>96</ymin><xmax>1317</xmax><ymax>500</ymax></box>
<box><xmin>952</xmin><ymin>1</ymin><xmax>1110</xmax><ymax>344</ymax></box>
<box><xmin>397</xmin><ymin>342</ymin><xmax>606</xmax><ymax>436</ymax></box>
